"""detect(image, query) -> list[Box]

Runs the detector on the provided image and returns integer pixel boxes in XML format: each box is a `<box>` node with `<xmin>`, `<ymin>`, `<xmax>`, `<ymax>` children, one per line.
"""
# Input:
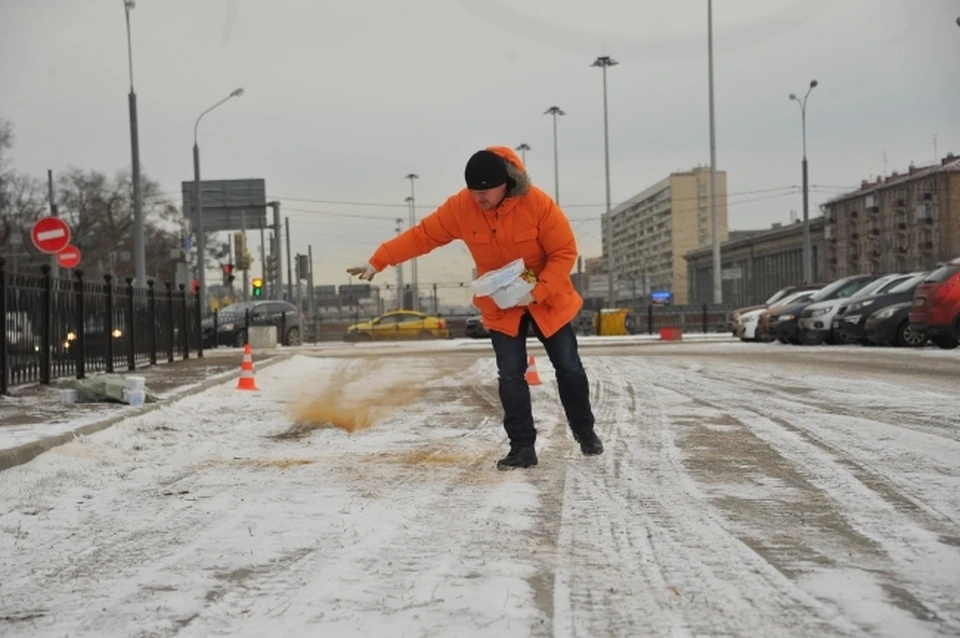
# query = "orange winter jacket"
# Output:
<box><xmin>367</xmin><ymin>146</ymin><xmax>582</xmax><ymax>339</ymax></box>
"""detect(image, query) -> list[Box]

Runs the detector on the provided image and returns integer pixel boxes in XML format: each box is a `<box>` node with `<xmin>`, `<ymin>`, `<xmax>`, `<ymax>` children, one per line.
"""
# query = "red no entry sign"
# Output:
<box><xmin>31</xmin><ymin>216</ymin><xmax>71</xmax><ymax>254</ymax></box>
<box><xmin>57</xmin><ymin>245</ymin><xmax>82</xmax><ymax>269</ymax></box>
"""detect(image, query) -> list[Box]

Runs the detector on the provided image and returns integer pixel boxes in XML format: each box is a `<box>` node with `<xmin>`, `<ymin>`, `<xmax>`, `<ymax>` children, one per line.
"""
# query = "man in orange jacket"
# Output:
<box><xmin>348</xmin><ymin>146</ymin><xmax>603</xmax><ymax>469</ymax></box>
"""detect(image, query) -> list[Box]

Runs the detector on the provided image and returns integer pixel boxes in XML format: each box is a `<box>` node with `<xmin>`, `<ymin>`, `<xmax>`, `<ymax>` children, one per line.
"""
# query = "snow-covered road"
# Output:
<box><xmin>2</xmin><ymin>343</ymin><xmax>959</xmax><ymax>637</ymax></box>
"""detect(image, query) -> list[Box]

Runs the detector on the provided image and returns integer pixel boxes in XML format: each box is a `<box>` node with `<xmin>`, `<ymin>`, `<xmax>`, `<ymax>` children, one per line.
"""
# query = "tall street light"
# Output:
<box><xmin>193</xmin><ymin>87</ymin><xmax>244</xmax><ymax>315</ymax></box>
<box><xmin>123</xmin><ymin>0</ymin><xmax>146</xmax><ymax>287</ymax></box>
<box><xmin>790</xmin><ymin>79</ymin><xmax>818</xmax><ymax>283</ymax></box>
<box><xmin>707</xmin><ymin>0</ymin><xmax>722</xmax><ymax>304</ymax></box>
<box><xmin>515</xmin><ymin>143</ymin><xmax>530</xmax><ymax>166</ymax></box>
<box><xmin>544</xmin><ymin>106</ymin><xmax>565</xmax><ymax>204</ymax></box>
<box><xmin>405</xmin><ymin>173</ymin><xmax>419</xmax><ymax>311</ymax></box>
<box><xmin>592</xmin><ymin>56</ymin><xmax>618</xmax><ymax>308</ymax></box>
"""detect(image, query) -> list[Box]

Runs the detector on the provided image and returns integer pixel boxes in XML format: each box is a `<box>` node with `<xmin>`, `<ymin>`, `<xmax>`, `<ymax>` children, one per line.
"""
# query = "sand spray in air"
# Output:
<box><xmin>286</xmin><ymin>357</ymin><xmax>423</xmax><ymax>435</ymax></box>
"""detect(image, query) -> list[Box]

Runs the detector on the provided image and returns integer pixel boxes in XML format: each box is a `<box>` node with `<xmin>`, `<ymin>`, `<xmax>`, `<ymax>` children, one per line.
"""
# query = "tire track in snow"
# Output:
<box><xmin>665</xmin><ymin>358</ymin><xmax>960</xmax><ymax>531</ymax></box>
<box><xmin>550</xmin><ymin>356</ymin><xmax>855</xmax><ymax>637</ymax></box>
<box><xmin>648</xmin><ymin>362</ymin><xmax>960</xmax><ymax>635</ymax></box>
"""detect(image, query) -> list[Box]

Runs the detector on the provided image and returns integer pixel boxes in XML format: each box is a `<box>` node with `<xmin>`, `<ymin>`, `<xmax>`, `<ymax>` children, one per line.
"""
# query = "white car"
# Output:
<box><xmin>797</xmin><ymin>273</ymin><xmax>916</xmax><ymax>344</ymax></box>
<box><xmin>736</xmin><ymin>289</ymin><xmax>820</xmax><ymax>341</ymax></box>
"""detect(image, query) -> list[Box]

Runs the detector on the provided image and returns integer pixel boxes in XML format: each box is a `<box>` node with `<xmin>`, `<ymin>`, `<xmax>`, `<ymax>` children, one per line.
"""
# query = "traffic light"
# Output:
<box><xmin>222</xmin><ymin>263</ymin><xmax>235</xmax><ymax>287</ymax></box>
<box><xmin>265</xmin><ymin>255</ymin><xmax>277</xmax><ymax>282</ymax></box>
<box><xmin>296</xmin><ymin>254</ymin><xmax>310</xmax><ymax>280</ymax></box>
<box><xmin>252</xmin><ymin>277</ymin><xmax>263</xmax><ymax>298</ymax></box>
<box><xmin>234</xmin><ymin>232</ymin><xmax>250</xmax><ymax>270</ymax></box>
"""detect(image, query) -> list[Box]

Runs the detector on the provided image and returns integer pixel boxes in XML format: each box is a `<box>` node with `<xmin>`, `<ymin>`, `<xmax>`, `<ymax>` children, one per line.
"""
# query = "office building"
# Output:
<box><xmin>685</xmin><ymin>219</ymin><xmax>826</xmax><ymax>307</ymax></box>
<box><xmin>601</xmin><ymin>166</ymin><xmax>728</xmax><ymax>305</ymax></box>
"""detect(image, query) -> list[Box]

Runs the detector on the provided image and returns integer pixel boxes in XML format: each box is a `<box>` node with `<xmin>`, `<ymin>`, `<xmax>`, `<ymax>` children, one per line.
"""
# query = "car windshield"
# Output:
<box><xmin>218</xmin><ymin>302</ymin><xmax>257</xmax><ymax>315</ymax></box>
<box><xmin>851</xmin><ymin>275</ymin><xmax>910</xmax><ymax>299</ymax></box>
<box><xmin>779</xmin><ymin>289</ymin><xmax>817</xmax><ymax>305</ymax></box>
<box><xmin>809</xmin><ymin>277</ymin><xmax>866</xmax><ymax>302</ymax></box>
<box><xmin>764</xmin><ymin>287</ymin><xmax>791</xmax><ymax>305</ymax></box>
<box><xmin>924</xmin><ymin>264</ymin><xmax>960</xmax><ymax>283</ymax></box>
<box><xmin>888</xmin><ymin>272</ymin><xmax>929</xmax><ymax>293</ymax></box>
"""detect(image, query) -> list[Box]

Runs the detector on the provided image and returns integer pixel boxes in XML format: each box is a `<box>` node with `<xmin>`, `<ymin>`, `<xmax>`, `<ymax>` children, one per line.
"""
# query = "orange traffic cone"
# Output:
<box><xmin>236</xmin><ymin>343</ymin><xmax>260</xmax><ymax>391</ymax></box>
<box><xmin>525</xmin><ymin>355</ymin><xmax>542</xmax><ymax>386</ymax></box>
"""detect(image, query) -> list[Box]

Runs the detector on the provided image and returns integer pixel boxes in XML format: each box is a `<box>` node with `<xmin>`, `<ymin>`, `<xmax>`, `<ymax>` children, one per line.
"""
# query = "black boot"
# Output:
<box><xmin>573</xmin><ymin>429</ymin><xmax>604</xmax><ymax>456</ymax></box>
<box><xmin>497</xmin><ymin>445</ymin><xmax>538</xmax><ymax>470</ymax></box>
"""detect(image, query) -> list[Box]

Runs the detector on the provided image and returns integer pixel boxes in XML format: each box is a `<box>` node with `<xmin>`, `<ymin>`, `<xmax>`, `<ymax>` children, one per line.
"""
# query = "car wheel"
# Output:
<box><xmin>895</xmin><ymin>320</ymin><xmax>927</xmax><ymax>348</ymax></box>
<box><xmin>286</xmin><ymin>327</ymin><xmax>301</xmax><ymax>346</ymax></box>
<box><xmin>798</xmin><ymin>331</ymin><xmax>822</xmax><ymax>346</ymax></box>
<box><xmin>418</xmin><ymin>330</ymin><xmax>433</xmax><ymax>340</ymax></box>
<box><xmin>234</xmin><ymin>331</ymin><xmax>246</xmax><ymax>347</ymax></box>
<box><xmin>931</xmin><ymin>334</ymin><xmax>959</xmax><ymax>350</ymax></box>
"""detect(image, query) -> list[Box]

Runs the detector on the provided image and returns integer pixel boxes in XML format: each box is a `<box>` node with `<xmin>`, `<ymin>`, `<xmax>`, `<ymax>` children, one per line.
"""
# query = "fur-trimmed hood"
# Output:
<box><xmin>485</xmin><ymin>145</ymin><xmax>531</xmax><ymax>197</ymax></box>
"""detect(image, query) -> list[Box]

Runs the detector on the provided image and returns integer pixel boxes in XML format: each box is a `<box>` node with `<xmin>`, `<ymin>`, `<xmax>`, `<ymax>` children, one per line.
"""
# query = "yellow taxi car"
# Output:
<box><xmin>344</xmin><ymin>311</ymin><xmax>449</xmax><ymax>341</ymax></box>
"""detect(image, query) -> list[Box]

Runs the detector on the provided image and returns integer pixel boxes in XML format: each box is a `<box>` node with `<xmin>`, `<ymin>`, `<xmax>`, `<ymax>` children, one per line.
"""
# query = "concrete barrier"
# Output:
<box><xmin>249</xmin><ymin>325</ymin><xmax>278</xmax><ymax>349</ymax></box>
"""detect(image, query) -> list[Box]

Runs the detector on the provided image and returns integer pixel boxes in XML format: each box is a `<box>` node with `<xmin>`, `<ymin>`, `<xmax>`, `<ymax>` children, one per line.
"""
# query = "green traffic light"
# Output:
<box><xmin>252</xmin><ymin>287</ymin><xmax>262</xmax><ymax>297</ymax></box>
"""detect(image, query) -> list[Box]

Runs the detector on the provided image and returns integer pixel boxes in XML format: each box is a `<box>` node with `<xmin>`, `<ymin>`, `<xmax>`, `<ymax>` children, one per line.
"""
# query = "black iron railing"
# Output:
<box><xmin>1</xmin><ymin>258</ymin><xmax>203</xmax><ymax>394</ymax></box>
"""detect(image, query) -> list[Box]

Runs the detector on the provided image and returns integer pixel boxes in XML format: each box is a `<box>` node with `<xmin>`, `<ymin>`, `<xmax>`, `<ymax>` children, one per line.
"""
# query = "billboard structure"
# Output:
<box><xmin>180</xmin><ymin>178</ymin><xmax>268</xmax><ymax>233</ymax></box>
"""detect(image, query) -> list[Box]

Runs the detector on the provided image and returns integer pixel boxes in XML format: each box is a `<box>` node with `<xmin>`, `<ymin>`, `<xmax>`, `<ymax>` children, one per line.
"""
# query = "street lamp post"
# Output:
<box><xmin>123</xmin><ymin>0</ymin><xmax>146</xmax><ymax>287</ymax></box>
<box><xmin>592</xmin><ymin>56</ymin><xmax>618</xmax><ymax>309</ymax></box>
<box><xmin>404</xmin><ymin>173</ymin><xmax>419</xmax><ymax>311</ymax></box>
<box><xmin>543</xmin><ymin>106</ymin><xmax>565</xmax><ymax>204</ymax></box>
<box><xmin>193</xmin><ymin>88</ymin><xmax>244</xmax><ymax>316</ymax></box>
<box><xmin>515</xmin><ymin>143</ymin><xmax>530</xmax><ymax>166</ymax></box>
<box><xmin>790</xmin><ymin>79</ymin><xmax>818</xmax><ymax>284</ymax></box>
<box><xmin>707</xmin><ymin>0</ymin><xmax>722</xmax><ymax>304</ymax></box>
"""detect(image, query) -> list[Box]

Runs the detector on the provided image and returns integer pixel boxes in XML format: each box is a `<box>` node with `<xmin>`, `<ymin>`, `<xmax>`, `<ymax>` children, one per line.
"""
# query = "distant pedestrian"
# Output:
<box><xmin>348</xmin><ymin>146</ymin><xmax>603</xmax><ymax>469</ymax></box>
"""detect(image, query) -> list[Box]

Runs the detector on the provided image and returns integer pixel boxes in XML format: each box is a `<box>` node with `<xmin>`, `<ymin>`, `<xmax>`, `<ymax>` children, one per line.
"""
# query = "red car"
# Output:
<box><xmin>909</xmin><ymin>257</ymin><xmax>960</xmax><ymax>349</ymax></box>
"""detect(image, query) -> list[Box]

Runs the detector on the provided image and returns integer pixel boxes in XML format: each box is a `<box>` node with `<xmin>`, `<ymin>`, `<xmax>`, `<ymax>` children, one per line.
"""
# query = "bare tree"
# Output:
<box><xmin>1</xmin><ymin>117</ymin><xmax>227</xmax><ymax>285</ymax></box>
<box><xmin>0</xmin><ymin>121</ymin><xmax>47</xmax><ymax>266</ymax></box>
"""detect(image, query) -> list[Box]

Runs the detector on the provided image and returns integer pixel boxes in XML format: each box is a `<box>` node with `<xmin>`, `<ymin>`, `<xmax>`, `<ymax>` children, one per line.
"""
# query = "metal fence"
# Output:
<box><xmin>2</xmin><ymin>257</ymin><xmax>202</xmax><ymax>394</ymax></box>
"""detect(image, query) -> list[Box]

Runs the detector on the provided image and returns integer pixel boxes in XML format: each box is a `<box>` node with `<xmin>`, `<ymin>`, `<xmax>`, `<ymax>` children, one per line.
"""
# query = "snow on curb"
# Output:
<box><xmin>0</xmin><ymin>354</ymin><xmax>294</xmax><ymax>473</ymax></box>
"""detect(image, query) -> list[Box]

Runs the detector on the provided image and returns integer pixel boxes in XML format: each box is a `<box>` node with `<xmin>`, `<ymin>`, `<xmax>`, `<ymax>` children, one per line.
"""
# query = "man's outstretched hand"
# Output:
<box><xmin>347</xmin><ymin>263</ymin><xmax>377</xmax><ymax>281</ymax></box>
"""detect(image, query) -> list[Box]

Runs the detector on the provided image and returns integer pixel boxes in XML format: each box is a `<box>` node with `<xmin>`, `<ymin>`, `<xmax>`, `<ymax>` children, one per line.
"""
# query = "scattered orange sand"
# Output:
<box><xmin>246</xmin><ymin>458</ymin><xmax>316</xmax><ymax>469</ymax></box>
<box><xmin>380</xmin><ymin>449</ymin><xmax>482</xmax><ymax>465</ymax></box>
<box><xmin>202</xmin><ymin>457</ymin><xmax>318</xmax><ymax>470</ymax></box>
<box><xmin>277</xmin><ymin>360</ymin><xmax>424</xmax><ymax>438</ymax></box>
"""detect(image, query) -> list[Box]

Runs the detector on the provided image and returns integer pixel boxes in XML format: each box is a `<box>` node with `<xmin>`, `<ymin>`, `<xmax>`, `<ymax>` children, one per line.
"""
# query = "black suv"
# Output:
<box><xmin>203</xmin><ymin>300</ymin><xmax>302</xmax><ymax>347</ymax></box>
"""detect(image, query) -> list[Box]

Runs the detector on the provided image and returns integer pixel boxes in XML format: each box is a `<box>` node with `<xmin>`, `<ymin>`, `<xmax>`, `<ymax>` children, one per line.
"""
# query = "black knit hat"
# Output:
<box><xmin>464</xmin><ymin>150</ymin><xmax>508</xmax><ymax>190</ymax></box>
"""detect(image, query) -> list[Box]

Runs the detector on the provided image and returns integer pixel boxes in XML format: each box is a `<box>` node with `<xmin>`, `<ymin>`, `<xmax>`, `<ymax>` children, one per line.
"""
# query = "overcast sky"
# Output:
<box><xmin>2</xmin><ymin>0</ymin><xmax>958</xmax><ymax>306</ymax></box>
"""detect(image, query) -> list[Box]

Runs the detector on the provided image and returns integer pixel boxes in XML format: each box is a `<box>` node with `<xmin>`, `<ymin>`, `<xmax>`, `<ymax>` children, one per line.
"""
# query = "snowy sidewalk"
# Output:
<box><xmin>0</xmin><ymin>348</ymin><xmax>289</xmax><ymax>471</ymax></box>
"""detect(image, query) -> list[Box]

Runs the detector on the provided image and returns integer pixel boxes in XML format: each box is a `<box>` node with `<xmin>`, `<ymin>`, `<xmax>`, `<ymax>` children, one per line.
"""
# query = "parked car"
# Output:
<box><xmin>773</xmin><ymin>274</ymin><xmax>879</xmax><ymax>344</ymax></box>
<box><xmin>909</xmin><ymin>257</ymin><xmax>960</xmax><ymax>349</ymax></box>
<box><xmin>863</xmin><ymin>301</ymin><xmax>928</xmax><ymax>347</ymax></box>
<box><xmin>834</xmin><ymin>272</ymin><xmax>929</xmax><ymax>345</ymax></box>
<box><xmin>736</xmin><ymin>288</ymin><xmax>820</xmax><ymax>342</ymax></box>
<box><xmin>465</xmin><ymin>315</ymin><xmax>489</xmax><ymax>338</ymax></box>
<box><xmin>345</xmin><ymin>310</ymin><xmax>449</xmax><ymax>341</ymax></box>
<box><xmin>794</xmin><ymin>273</ymin><xmax>886</xmax><ymax>344</ymax></box>
<box><xmin>203</xmin><ymin>300</ymin><xmax>303</xmax><ymax>347</ymax></box>
<box><xmin>727</xmin><ymin>282</ymin><xmax>825</xmax><ymax>334</ymax></box>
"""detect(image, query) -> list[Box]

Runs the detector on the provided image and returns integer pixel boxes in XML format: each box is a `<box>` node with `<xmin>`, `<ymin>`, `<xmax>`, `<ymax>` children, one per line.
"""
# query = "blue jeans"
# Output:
<box><xmin>489</xmin><ymin>312</ymin><xmax>596</xmax><ymax>447</ymax></box>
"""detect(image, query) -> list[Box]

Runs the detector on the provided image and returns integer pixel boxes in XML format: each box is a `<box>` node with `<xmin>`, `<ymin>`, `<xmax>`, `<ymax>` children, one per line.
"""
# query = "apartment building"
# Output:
<box><xmin>822</xmin><ymin>154</ymin><xmax>960</xmax><ymax>279</ymax></box>
<box><xmin>600</xmin><ymin>166</ymin><xmax>728</xmax><ymax>305</ymax></box>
